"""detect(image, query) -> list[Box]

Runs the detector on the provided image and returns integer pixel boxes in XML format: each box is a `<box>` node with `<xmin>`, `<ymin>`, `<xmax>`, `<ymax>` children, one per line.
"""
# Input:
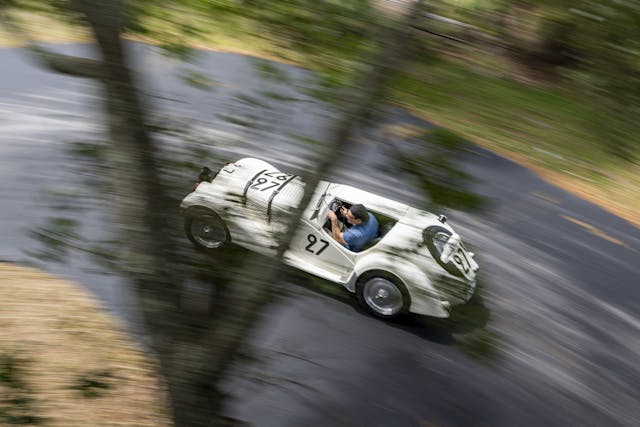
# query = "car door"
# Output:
<box><xmin>285</xmin><ymin>217</ymin><xmax>356</xmax><ymax>286</ymax></box>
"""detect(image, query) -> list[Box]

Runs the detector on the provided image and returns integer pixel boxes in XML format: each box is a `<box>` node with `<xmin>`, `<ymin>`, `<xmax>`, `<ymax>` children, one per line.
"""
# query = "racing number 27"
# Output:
<box><xmin>305</xmin><ymin>234</ymin><xmax>329</xmax><ymax>255</ymax></box>
<box><xmin>250</xmin><ymin>178</ymin><xmax>280</xmax><ymax>191</ymax></box>
<box><xmin>250</xmin><ymin>171</ymin><xmax>293</xmax><ymax>192</ymax></box>
<box><xmin>452</xmin><ymin>249</ymin><xmax>471</xmax><ymax>274</ymax></box>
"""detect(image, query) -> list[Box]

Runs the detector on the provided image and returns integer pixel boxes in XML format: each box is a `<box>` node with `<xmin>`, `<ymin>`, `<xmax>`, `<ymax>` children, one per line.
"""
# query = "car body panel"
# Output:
<box><xmin>181</xmin><ymin>157</ymin><xmax>479</xmax><ymax>318</ymax></box>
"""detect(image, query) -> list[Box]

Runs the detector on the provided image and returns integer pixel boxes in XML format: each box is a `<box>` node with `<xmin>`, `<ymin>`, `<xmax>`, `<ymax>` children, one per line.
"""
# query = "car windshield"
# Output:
<box><xmin>309</xmin><ymin>183</ymin><xmax>333</xmax><ymax>221</ymax></box>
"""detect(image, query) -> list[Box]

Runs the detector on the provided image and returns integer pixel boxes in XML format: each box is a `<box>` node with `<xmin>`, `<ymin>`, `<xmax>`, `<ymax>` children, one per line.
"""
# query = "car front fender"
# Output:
<box><xmin>354</xmin><ymin>253</ymin><xmax>450</xmax><ymax>318</ymax></box>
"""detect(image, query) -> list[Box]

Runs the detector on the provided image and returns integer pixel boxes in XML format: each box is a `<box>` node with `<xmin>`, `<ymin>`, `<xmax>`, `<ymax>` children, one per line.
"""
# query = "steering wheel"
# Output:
<box><xmin>329</xmin><ymin>200</ymin><xmax>342</xmax><ymax>213</ymax></box>
<box><xmin>324</xmin><ymin>200</ymin><xmax>345</xmax><ymax>230</ymax></box>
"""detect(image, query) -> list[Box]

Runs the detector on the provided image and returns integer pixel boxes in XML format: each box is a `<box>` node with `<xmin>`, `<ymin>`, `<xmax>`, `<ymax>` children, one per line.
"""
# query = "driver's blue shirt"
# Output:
<box><xmin>343</xmin><ymin>213</ymin><xmax>379</xmax><ymax>252</ymax></box>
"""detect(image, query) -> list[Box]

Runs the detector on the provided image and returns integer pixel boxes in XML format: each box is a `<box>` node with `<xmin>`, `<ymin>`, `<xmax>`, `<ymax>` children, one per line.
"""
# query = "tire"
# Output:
<box><xmin>423</xmin><ymin>226</ymin><xmax>464</xmax><ymax>277</ymax></box>
<box><xmin>356</xmin><ymin>272</ymin><xmax>410</xmax><ymax>318</ymax></box>
<box><xmin>184</xmin><ymin>207</ymin><xmax>230</xmax><ymax>251</ymax></box>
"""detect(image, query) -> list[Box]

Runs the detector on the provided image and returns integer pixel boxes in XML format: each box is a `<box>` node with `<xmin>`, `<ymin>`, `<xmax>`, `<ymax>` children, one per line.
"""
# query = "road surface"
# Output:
<box><xmin>1</xmin><ymin>43</ymin><xmax>639</xmax><ymax>426</ymax></box>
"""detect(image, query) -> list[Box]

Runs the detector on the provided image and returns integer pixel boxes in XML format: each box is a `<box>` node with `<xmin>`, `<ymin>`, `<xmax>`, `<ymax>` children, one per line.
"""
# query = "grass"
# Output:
<box><xmin>395</xmin><ymin>60</ymin><xmax>613</xmax><ymax>169</ymax></box>
<box><xmin>392</xmin><ymin>58</ymin><xmax>640</xmax><ymax>227</ymax></box>
<box><xmin>1</xmin><ymin>8</ymin><xmax>638</xmax><ymax>228</ymax></box>
<box><xmin>0</xmin><ymin>263</ymin><xmax>171</xmax><ymax>426</ymax></box>
<box><xmin>0</xmin><ymin>10</ymin><xmax>90</xmax><ymax>46</ymax></box>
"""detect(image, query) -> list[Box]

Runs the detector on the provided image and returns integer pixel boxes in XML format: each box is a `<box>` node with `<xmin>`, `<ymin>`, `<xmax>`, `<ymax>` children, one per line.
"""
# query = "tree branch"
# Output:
<box><xmin>165</xmin><ymin>2</ymin><xmax>429</xmax><ymax>425</ymax></box>
<box><xmin>26</xmin><ymin>44</ymin><xmax>105</xmax><ymax>78</ymax></box>
<box><xmin>0</xmin><ymin>9</ymin><xmax>105</xmax><ymax>79</ymax></box>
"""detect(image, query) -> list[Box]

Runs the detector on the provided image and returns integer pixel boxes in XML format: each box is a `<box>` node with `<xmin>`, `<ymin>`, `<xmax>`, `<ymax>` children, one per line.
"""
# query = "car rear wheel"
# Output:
<box><xmin>357</xmin><ymin>273</ymin><xmax>409</xmax><ymax>318</ymax></box>
<box><xmin>184</xmin><ymin>207</ymin><xmax>230</xmax><ymax>251</ymax></box>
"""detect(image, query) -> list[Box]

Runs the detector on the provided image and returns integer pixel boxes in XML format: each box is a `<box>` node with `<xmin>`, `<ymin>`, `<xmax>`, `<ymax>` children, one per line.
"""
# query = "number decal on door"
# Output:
<box><xmin>305</xmin><ymin>234</ymin><xmax>329</xmax><ymax>255</ymax></box>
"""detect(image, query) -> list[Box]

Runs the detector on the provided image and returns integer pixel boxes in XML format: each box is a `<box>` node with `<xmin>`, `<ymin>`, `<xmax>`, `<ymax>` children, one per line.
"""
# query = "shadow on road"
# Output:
<box><xmin>290</xmin><ymin>269</ymin><xmax>498</xmax><ymax>363</ymax></box>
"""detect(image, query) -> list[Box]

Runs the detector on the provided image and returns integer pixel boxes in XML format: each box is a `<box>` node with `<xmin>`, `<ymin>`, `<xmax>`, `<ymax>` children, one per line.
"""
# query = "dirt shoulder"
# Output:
<box><xmin>487</xmin><ymin>147</ymin><xmax>640</xmax><ymax>230</ymax></box>
<box><xmin>401</xmin><ymin>111</ymin><xmax>640</xmax><ymax>231</ymax></box>
<box><xmin>0</xmin><ymin>263</ymin><xmax>171</xmax><ymax>427</ymax></box>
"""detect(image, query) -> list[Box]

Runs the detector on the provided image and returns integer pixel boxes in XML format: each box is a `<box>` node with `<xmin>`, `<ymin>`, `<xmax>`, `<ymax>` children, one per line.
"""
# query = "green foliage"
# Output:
<box><xmin>27</xmin><ymin>217</ymin><xmax>80</xmax><ymax>263</ymax></box>
<box><xmin>68</xmin><ymin>140</ymin><xmax>108</xmax><ymax>164</ymax></box>
<box><xmin>6</xmin><ymin>0</ymin><xmax>84</xmax><ymax>26</ymax></box>
<box><xmin>427</xmin><ymin>0</ymin><xmax>640</xmax><ymax>158</ymax></box>
<box><xmin>180</xmin><ymin>69</ymin><xmax>219</xmax><ymax>90</ymax></box>
<box><xmin>392</xmin><ymin>53</ymin><xmax>640</xmax><ymax>188</ymax></box>
<box><xmin>252</xmin><ymin>59</ymin><xmax>291</xmax><ymax>83</ymax></box>
<box><xmin>0</xmin><ymin>353</ymin><xmax>42</xmax><ymax>425</ymax></box>
<box><xmin>258</xmin><ymin>90</ymin><xmax>300</xmax><ymax>103</ymax></box>
<box><xmin>393</xmin><ymin>128</ymin><xmax>488</xmax><ymax>211</ymax></box>
<box><xmin>125</xmin><ymin>0</ymin><xmax>385</xmax><ymax>84</ymax></box>
<box><xmin>205</xmin><ymin>0</ymin><xmax>382</xmax><ymax>84</ymax></box>
<box><xmin>125</xmin><ymin>0</ymin><xmax>203</xmax><ymax>59</ymax></box>
<box><xmin>68</xmin><ymin>370</ymin><xmax>114</xmax><ymax>398</ymax></box>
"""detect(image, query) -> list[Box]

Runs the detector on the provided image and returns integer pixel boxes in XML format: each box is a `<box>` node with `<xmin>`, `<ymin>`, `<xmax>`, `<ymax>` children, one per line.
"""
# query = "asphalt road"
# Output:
<box><xmin>1</xmin><ymin>43</ymin><xmax>639</xmax><ymax>427</ymax></box>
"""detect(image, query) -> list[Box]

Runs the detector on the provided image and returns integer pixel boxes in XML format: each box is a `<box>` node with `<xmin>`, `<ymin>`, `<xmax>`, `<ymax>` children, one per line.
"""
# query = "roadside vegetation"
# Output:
<box><xmin>0</xmin><ymin>1</ymin><xmax>637</xmax><ymax>426</ymax></box>
<box><xmin>1</xmin><ymin>2</ymin><xmax>637</xmax><ymax>226</ymax></box>
<box><xmin>1</xmin><ymin>1</ymin><xmax>431</xmax><ymax>425</ymax></box>
<box><xmin>0</xmin><ymin>263</ymin><xmax>170</xmax><ymax>427</ymax></box>
<box><xmin>394</xmin><ymin>59</ymin><xmax>640</xmax><ymax>226</ymax></box>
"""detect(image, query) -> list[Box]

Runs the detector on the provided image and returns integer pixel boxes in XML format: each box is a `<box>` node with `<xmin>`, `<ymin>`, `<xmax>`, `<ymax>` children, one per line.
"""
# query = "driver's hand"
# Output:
<box><xmin>327</xmin><ymin>210</ymin><xmax>337</xmax><ymax>221</ymax></box>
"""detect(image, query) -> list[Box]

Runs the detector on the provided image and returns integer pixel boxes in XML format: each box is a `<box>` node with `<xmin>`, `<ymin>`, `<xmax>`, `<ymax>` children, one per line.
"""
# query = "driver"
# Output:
<box><xmin>326</xmin><ymin>203</ymin><xmax>379</xmax><ymax>252</ymax></box>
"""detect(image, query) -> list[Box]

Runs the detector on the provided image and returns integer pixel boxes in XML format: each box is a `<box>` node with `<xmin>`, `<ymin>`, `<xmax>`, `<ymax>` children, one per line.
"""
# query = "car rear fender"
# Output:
<box><xmin>180</xmin><ymin>184</ymin><xmax>226</xmax><ymax>213</ymax></box>
<box><xmin>181</xmin><ymin>189</ymin><xmax>212</xmax><ymax>210</ymax></box>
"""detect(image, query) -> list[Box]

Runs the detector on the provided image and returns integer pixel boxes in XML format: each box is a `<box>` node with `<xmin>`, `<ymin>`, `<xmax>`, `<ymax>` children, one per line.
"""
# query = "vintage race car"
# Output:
<box><xmin>180</xmin><ymin>158</ymin><xmax>479</xmax><ymax>319</ymax></box>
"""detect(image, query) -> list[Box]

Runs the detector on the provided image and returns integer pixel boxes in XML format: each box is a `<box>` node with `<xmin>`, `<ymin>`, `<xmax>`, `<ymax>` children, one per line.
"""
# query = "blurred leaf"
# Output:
<box><xmin>67</xmin><ymin>370</ymin><xmax>114</xmax><ymax>398</ymax></box>
<box><xmin>180</xmin><ymin>69</ymin><xmax>218</xmax><ymax>90</ymax></box>
<box><xmin>235</xmin><ymin>94</ymin><xmax>270</xmax><ymax>109</ymax></box>
<box><xmin>393</xmin><ymin>128</ymin><xmax>488</xmax><ymax>211</ymax></box>
<box><xmin>0</xmin><ymin>352</ymin><xmax>42</xmax><ymax>425</ymax></box>
<box><xmin>252</xmin><ymin>59</ymin><xmax>291</xmax><ymax>83</ymax></box>
<box><xmin>258</xmin><ymin>90</ymin><xmax>300</xmax><ymax>102</ymax></box>
<box><xmin>27</xmin><ymin>217</ymin><xmax>81</xmax><ymax>263</ymax></box>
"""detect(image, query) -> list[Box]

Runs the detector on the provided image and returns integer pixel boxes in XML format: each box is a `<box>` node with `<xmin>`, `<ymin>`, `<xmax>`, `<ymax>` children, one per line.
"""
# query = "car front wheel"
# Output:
<box><xmin>356</xmin><ymin>273</ymin><xmax>409</xmax><ymax>318</ymax></box>
<box><xmin>184</xmin><ymin>207</ymin><xmax>230</xmax><ymax>251</ymax></box>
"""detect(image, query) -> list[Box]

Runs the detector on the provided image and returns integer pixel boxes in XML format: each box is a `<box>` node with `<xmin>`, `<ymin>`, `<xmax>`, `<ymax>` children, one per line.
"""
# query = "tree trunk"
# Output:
<box><xmin>3</xmin><ymin>0</ymin><xmax>427</xmax><ymax>425</ymax></box>
<box><xmin>181</xmin><ymin>2</ymin><xmax>428</xmax><ymax>426</ymax></box>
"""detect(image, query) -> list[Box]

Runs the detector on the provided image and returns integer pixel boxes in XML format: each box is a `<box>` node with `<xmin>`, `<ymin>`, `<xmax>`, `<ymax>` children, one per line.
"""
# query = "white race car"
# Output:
<box><xmin>180</xmin><ymin>158</ymin><xmax>479</xmax><ymax>319</ymax></box>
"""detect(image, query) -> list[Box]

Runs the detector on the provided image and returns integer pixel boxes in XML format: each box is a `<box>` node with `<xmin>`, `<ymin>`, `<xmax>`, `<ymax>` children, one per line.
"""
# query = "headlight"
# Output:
<box><xmin>466</xmin><ymin>280</ymin><xmax>476</xmax><ymax>298</ymax></box>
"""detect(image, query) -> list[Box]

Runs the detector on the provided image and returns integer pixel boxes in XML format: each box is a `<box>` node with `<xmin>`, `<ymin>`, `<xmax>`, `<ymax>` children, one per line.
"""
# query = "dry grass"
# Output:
<box><xmin>0</xmin><ymin>11</ymin><xmax>90</xmax><ymax>46</ymax></box>
<box><xmin>0</xmin><ymin>263</ymin><xmax>172</xmax><ymax>427</ymax></box>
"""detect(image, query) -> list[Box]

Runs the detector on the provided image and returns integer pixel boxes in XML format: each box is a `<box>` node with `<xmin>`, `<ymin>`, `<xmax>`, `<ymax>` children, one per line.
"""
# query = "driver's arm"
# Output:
<box><xmin>327</xmin><ymin>210</ymin><xmax>346</xmax><ymax>245</ymax></box>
